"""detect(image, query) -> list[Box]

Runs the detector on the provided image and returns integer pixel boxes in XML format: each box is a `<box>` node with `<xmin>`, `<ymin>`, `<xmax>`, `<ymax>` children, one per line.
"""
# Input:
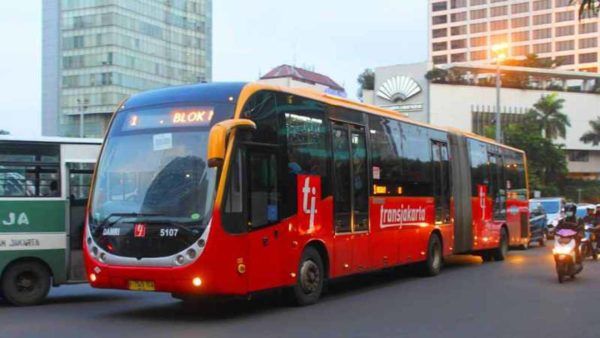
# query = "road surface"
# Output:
<box><xmin>2</xmin><ymin>246</ymin><xmax>599</xmax><ymax>338</ymax></box>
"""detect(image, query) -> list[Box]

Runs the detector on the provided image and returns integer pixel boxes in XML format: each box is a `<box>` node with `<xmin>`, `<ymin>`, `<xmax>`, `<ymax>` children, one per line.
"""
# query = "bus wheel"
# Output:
<box><xmin>492</xmin><ymin>228</ymin><xmax>509</xmax><ymax>261</ymax></box>
<box><xmin>291</xmin><ymin>247</ymin><xmax>324</xmax><ymax>306</ymax></box>
<box><xmin>420</xmin><ymin>234</ymin><xmax>443</xmax><ymax>276</ymax></box>
<box><xmin>1</xmin><ymin>261</ymin><xmax>51</xmax><ymax>306</ymax></box>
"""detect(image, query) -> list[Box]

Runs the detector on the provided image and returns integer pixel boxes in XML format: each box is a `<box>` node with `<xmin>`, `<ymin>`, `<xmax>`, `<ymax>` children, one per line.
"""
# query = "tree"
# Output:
<box><xmin>525</xmin><ymin>93</ymin><xmax>571</xmax><ymax>140</ymax></box>
<box><xmin>0</xmin><ymin>130</ymin><xmax>9</xmax><ymax>135</ymax></box>
<box><xmin>501</xmin><ymin>123</ymin><xmax>568</xmax><ymax>196</ymax></box>
<box><xmin>572</xmin><ymin>0</ymin><xmax>599</xmax><ymax>18</ymax></box>
<box><xmin>356</xmin><ymin>69</ymin><xmax>374</xmax><ymax>98</ymax></box>
<box><xmin>580</xmin><ymin>117</ymin><xmax>600</xmax><ymax>146</ymax></box>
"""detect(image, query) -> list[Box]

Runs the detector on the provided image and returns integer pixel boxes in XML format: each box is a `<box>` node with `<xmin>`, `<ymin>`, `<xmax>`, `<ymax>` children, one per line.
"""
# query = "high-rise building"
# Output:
<box><xmin>42</xmin><ymin>0</ymin><xmax>212</xmax><ymax>137</ymax></box>
<box><xmin>429</xmin><ymin>0</ymin><xmax>600</xmax><ymax>72</ymax></box>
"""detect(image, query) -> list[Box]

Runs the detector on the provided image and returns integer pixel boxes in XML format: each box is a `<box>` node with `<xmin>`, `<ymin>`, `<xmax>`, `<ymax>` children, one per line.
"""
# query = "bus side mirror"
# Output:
<box><xmin>207</xmin><ymin>119</ymin><xmax>256</xmax><ymax>168</ymax></box>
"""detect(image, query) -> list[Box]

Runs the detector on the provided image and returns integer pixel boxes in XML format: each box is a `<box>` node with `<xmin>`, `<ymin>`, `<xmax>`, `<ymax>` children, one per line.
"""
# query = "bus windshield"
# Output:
<box><xmin>89</xmin><ymin>104</ymin><xmax>230</xmax><ymax>258</ymax></box>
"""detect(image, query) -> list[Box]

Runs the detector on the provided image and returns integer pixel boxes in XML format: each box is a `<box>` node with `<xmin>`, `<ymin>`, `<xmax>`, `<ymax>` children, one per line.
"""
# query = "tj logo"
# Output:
<box><xmin>2</xmin><ymin>212</ymin><xmax>30</xmax><ymax>226</ymax></box>
<box><xmin>301</xmin><ymin>177</ymin><xmax>318</xmax><ymax>232</ymax></box>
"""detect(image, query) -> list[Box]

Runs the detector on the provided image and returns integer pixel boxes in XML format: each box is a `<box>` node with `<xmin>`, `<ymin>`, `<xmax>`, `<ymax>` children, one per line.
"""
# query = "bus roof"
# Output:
<box><xmin>0</xmin><ymin>135</ymin><xmax>102</xmax><ymax>145</ymax></box>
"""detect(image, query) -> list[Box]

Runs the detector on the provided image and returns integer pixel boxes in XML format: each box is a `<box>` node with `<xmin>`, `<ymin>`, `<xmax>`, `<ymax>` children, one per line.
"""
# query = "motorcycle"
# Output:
<box><xmin>581</xmin><ymin>223</ymin><xmax>598</xmax><ymax>261</ymax></box>
<box><xmin>553</xmin><ymin>228</ymin><xmax>583</xmax><ymax>283</ymax></box>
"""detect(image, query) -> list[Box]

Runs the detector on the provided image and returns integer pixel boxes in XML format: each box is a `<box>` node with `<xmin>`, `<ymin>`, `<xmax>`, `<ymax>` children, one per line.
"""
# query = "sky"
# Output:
<box><xmin>0</xmin><ymin>1</ymin><xmax>427</xmax><ymax>137</ymax></box>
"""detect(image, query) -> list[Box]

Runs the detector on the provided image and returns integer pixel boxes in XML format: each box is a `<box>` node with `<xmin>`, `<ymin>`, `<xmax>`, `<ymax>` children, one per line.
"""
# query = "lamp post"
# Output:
<box><xmin>77</xmin><ymin>98</ymin><xmax>89</xmax><ymax>138</ymax></box>
<box><xmin>491</xmin><ymin>43</ymin><xmax>507</xmax><ymax>143</ymax></box>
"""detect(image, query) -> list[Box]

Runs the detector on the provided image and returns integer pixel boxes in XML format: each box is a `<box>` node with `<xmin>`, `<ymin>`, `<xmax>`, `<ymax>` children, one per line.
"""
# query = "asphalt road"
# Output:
<box><xmin>2</xmin><ymin>245</ymin><xmax>600</xmax><ymax>338</ymax></box>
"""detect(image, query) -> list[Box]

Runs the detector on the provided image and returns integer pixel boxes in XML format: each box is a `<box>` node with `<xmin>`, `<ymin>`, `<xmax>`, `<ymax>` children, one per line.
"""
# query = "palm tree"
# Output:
<box><xmin>526</xmin><ymin>93</ymin><xmax>571</xmax><ymax>140</ymax></box>
<box><xmin>580</xmin><ymin>117</ymin><xmax>600</xmax><ymax>146</ymax></box>
<box><xmin>572</xmin><ymin>0</ymin><xmax>599</xmax><ymax>18</ymax></box>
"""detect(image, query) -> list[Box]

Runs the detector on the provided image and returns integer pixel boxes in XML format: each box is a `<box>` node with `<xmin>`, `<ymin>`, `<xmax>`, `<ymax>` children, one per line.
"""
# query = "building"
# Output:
<box><xmin>364</xmin><ymin>62</ymin><xmax>600</xmax><ymax>179</ymax></box>
<box><xmin>42</xmin><ymin>0</ymin><xmax>212</xmax><ymax>138</ymax></box>
<box><xmin>258</xmin><ymin>65</ymin><xmax>347</xmax><ymax>97</ymax></box>
<box><xmin>429</xmin><ymin>0</ymin><xmax>600</xmax><ymax>72</ymax></box>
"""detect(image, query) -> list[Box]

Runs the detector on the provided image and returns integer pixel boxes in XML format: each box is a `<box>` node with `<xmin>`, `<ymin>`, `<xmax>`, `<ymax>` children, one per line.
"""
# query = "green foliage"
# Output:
<box><xmin>580</xmin><ymin>117</ymin><xmax>600</xmax><ymax>146</ymax></box>
<box><xmin>563</xmin><ymin>179</ymin><xmax>600</xmax><ymax>204</ymax></box>
<box><xmin>502</xmin><ymin>123</ymin><xmax>568</xmax><ymax>195</ymax></box>
<box><xmin>572</xmin><ymin>0</ymin><xmax>599</xmax><ymax>18</ymax></box>
<box><xmin>425</xmin><ymin>68</ymin><xmax>449</xmax><ymax>82</ymax></box>
<box><xmin>357</xmin><ymin>69</ymin><xmax>374</xmax><ymax>98</ymax></box>
<box><xmin>525</xmin><ymin>93</ymin><xmax>571</xmax><ymax>140</ymax></box>
<box><xmin>0</xmin><ymin>130</ymin><xmax>9</xmax><ymax>135</ymax></box>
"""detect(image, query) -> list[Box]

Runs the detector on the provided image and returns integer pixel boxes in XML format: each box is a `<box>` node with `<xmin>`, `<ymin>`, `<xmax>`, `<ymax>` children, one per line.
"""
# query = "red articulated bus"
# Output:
<box><xmin>84</xmin><ymin>82</ymin><xmax>529</xmax><ymax>305</ymax></box>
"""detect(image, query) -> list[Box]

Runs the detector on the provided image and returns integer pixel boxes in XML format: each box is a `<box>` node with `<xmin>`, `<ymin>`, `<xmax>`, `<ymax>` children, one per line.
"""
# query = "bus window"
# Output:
<box><xmin>351</xmin><ymin>129</ymin><xmax>368</xmax><ymax>231</ymax></box>
<box><xmin>223</xmin><ymin>147</ymin><xmax>245</xmax><ymax>233</ymax></box>
<box><xmin>247</xmin><ymin>149</ymin><xmax>279</xmax><ymax>229</ymax></box>
<box><xmin>332</xmin><ymin>125</ymin><xmax>352</xmax><ymax>233</ymax></box>
<box><xmin>401</xmin><ymin>123</ymin><xmax>433</xmax><ymax>197</ymax></box>
<box><xmin>368</xmin><ymin>115</ymin><xmax>402</xmax><ymax>196</ymax></box>
<box><xmin>0</xmin><ymin>143</ymin><xmax>60</xmax><ymax>197</ymax></box>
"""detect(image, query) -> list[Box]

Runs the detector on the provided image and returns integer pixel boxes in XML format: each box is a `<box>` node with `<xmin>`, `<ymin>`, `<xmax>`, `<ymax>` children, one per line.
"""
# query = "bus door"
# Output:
<box><xmin>66</xmin><ymin>162</ymin><xmax>95</xmax><ymax>281</ymax></box>
<box><xmin>243</xmin><ymin>145</ymin><xmax>285</xmax><ymax>291</ymax></box>
<box><xmin>331</xmin><ymin>122</ymin><xmax>369</xmax><ymax>275</ymax></box>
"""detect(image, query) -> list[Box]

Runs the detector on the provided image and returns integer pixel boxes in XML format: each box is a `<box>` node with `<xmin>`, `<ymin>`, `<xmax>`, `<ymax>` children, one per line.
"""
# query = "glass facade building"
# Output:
<box><xmin>42</xmin><ymin>0</ymin><xmax>212</xmax><ymax>137</ymax></box>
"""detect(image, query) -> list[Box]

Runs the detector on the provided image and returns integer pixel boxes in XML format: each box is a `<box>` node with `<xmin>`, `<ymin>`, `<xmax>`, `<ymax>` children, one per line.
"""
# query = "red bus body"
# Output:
<box><xmin>84</xmin><ymin>82</ymin><xmax>529</xmax><ymax>298</ymax></box>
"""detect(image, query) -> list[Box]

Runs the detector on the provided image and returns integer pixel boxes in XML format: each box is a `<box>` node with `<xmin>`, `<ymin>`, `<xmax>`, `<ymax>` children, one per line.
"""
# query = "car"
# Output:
<box><xmin>528</xmin><ymin>204</ymin><xmax>547</xmax><ymax>247</ymax></box>
<box><xmin>529</xmin><ymin>198</ymin><xmax>566</xmax><ymax>240</ymax></box>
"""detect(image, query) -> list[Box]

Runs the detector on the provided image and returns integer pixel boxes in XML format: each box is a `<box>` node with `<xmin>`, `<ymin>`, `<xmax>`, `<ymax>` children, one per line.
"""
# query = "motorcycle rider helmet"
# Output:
<box><xmin>564</xmin><ymin>203</ymin><xmax>577</xmax><ymax>221</ymax></box>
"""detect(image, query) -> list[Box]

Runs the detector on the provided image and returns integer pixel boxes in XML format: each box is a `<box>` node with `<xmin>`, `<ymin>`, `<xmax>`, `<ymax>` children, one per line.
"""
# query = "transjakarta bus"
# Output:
<box><xmin>0</xmin><ymin>137</ymin><xmax>100</xmax><ymax>306</ymax></box>
<box><xmin>85</xmin><ymin>82</ymin><xmax>529</xmax><ymax>305</ymax></box>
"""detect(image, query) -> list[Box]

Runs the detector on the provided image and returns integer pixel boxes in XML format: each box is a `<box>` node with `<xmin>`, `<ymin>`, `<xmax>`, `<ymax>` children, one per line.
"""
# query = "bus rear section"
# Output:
<box><xmin>85</xmin><ymin>82</ymin><xmax>528</xmax><ymax>305</ymax></box>
<box><xmin>0</xmin><ymin>138</ymin><xmax>100</xmax><ymax>306</ymax></box>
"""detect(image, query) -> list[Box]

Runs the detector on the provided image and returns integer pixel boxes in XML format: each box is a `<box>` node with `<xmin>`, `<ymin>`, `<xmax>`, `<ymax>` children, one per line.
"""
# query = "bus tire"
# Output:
<box><xmin>1</xmin><ymin>261</ymin><xmax>51</xmax><ymax>306</ymax></box>
<box><xmin>492</xmin><ymin>227</ymin><xmax>509</xmax><ymax>261</ymax></box>
<box><xmin>290</xmin><ymin>247</ymin><xmax>324</xmax><ymax>306</ymax></box>
<box><xmin>420</xmin><ymin>234</ymin><xmax>443</xmax><ymax>277</ymax></box>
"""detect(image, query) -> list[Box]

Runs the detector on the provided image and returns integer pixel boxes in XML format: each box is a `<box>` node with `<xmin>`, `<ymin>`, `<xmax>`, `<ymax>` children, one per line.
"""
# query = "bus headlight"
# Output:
<box><xmin>192</xmin><ymin>277</ymin><xmax>202</xmax><ymax>287</ymax></box>
<box><xmin>187</xmin><ymin>249</ymin><xmax>197</xmax><ymax>260</ymax></box>
<box><xmin>175</xmin><ymin>255</ymin><xmax>185</xmax><ymax>265</ymax></box>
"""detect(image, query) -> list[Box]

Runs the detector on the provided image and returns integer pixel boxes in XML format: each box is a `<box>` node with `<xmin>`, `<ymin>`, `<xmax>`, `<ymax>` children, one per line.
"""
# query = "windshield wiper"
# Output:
<box><xmin>97</xmin><ymin>212</ymin><xmax>162</xmax><ymax>229</ymax></box>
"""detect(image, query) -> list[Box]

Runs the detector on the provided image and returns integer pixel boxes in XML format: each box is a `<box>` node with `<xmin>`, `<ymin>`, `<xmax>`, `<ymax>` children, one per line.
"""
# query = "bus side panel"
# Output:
<box><xmin>0</xmin><ymin>249</ymin><xmax>66</xmax><ymax>285</ymax></box>
<box><xmin>506</xmin><ymin>198</ymin><xmax>530</xmax><ymax>246</ymax></box>
<box><xmin>0</xmin><ymin>200</ymin><xmax>68</xmax><ymax>283</ymax></box>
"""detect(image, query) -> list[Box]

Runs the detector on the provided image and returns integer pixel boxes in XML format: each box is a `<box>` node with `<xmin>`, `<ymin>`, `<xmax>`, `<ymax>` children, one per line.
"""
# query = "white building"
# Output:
<box><xmin>429</xmin><ymin>0</ymin><xmax>600</xmax><ymax>72</ymax></box>
<box><xmin>364</xmin><ymin>62</ymin><xmax>600</xmax><ymax>179</ymax></box>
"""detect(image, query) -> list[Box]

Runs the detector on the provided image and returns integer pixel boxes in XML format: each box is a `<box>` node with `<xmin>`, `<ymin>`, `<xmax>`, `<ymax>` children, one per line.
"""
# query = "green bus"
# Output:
<box><xmin>0</xmin><ymin>137</ymin><xmax>101</xmax><ymax>306</ymax></box>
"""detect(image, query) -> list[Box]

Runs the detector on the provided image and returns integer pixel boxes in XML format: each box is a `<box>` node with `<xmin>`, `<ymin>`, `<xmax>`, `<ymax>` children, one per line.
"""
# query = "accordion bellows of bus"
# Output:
<box><xmin>84</xmin><ymin>82</ymin><xmax>529</xmax><ymax>305</ymax></box>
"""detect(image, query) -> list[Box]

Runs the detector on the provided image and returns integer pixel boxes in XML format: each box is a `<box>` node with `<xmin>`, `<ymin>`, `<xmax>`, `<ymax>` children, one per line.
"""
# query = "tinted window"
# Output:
<box><xmin>247</xmin><ymin>150</ymin><xmax>279</xmax><ymax>228</ymax></box>
<box><xmin>369</xmin><ymin>115</ymin><xmax>402</xmax><ymax>195</ymax></box>
<box><xmin>401</xmin><ymin>123</ymin><xmax>433</xmax><ymax>197</ymax></box>
<box><xmin>504</xmin><ymin>149</ymin><xmax>527</xmax><ymax>201</ymax></box>
<box><xmin>0</xmin><ymin>143</ymin><xmax>60</xmax><ymax>197</ymax></box>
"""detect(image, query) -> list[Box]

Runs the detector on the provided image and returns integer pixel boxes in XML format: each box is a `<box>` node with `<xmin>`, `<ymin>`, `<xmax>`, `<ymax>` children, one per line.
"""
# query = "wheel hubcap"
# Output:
<box><xmin>300</xmin><ymin>260</ymin><xmax>320</xmax><ymax>294</ymax></box>
<box><xmin>432</xmin><ymin>243</ymin><xmax>441</xmax><ymax>270</ymax></box>
<box><xmin>15</xmin><ymin>272</ymin><xmax>37</xmax><ymax>293</ymax></box>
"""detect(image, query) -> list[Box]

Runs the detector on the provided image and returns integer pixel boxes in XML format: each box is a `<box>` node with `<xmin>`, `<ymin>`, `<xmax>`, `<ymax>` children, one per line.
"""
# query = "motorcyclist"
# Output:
<box><xmin>555</xmin><ymin>203</ymin><xmax>584</xmax><ymax>263</ymax></box>
<box><xmin>582</xmin><ymin>206</ymin><xmax>596</xmax><ymax>225</ymax></box>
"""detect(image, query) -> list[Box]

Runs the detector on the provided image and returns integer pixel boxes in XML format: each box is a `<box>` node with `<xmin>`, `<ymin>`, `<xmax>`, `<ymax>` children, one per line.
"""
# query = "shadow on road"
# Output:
<box><xmin>0</xmin><ymin>294</ymin><xmax>131</xmax><ymax>308</ymax></box>
<box><xmin>101</xmin><ymin>254</ymin><xmax>487</xmax><ymax>322</ymax></box>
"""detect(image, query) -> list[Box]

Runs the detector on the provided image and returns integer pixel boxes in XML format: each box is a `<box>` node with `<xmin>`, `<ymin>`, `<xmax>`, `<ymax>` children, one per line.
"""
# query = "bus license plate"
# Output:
<box><xmin>128</xmin><ymin>280</ymin><xmax>155</xmax><ymax>291</ymax></box>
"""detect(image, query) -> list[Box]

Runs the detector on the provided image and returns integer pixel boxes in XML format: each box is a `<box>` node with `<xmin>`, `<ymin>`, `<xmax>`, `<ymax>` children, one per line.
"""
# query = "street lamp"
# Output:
<box><xmin>492</xmin><ymin>43</ymin><xmax>508</xmax><ymax>143</ymax></box>
<box><xmin>77</xmin><ymin>98</ymin><xmax>89</xmax><ymax>138</ymax></box>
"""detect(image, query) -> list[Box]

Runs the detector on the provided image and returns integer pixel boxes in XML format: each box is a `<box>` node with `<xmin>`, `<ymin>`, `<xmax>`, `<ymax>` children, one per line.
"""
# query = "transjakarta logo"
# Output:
<box><xmin>380</xmin><ymin>205</ymin><xmax>426</xmax><ymax>228</ymax></box>
<box><xmin>301</xmin><ymin>177</ymin><xmax>318</xmax><ymax>232</ymax></box>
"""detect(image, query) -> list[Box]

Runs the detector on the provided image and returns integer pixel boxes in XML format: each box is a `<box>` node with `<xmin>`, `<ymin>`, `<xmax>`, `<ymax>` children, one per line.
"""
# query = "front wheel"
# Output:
<box><xmin>1</xmin><ymin>261</ymin><xmax>51</xmax><ymax>306</ymax></box>
<box><xmin>493</xmin><ymin>228</ymin><xmax>509</xmax><ymax>261</ymax></box>
<box><xmin>290</xmin><ymin>247</ymin><xmax>324</xmax><ymax>306</ymax></box>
